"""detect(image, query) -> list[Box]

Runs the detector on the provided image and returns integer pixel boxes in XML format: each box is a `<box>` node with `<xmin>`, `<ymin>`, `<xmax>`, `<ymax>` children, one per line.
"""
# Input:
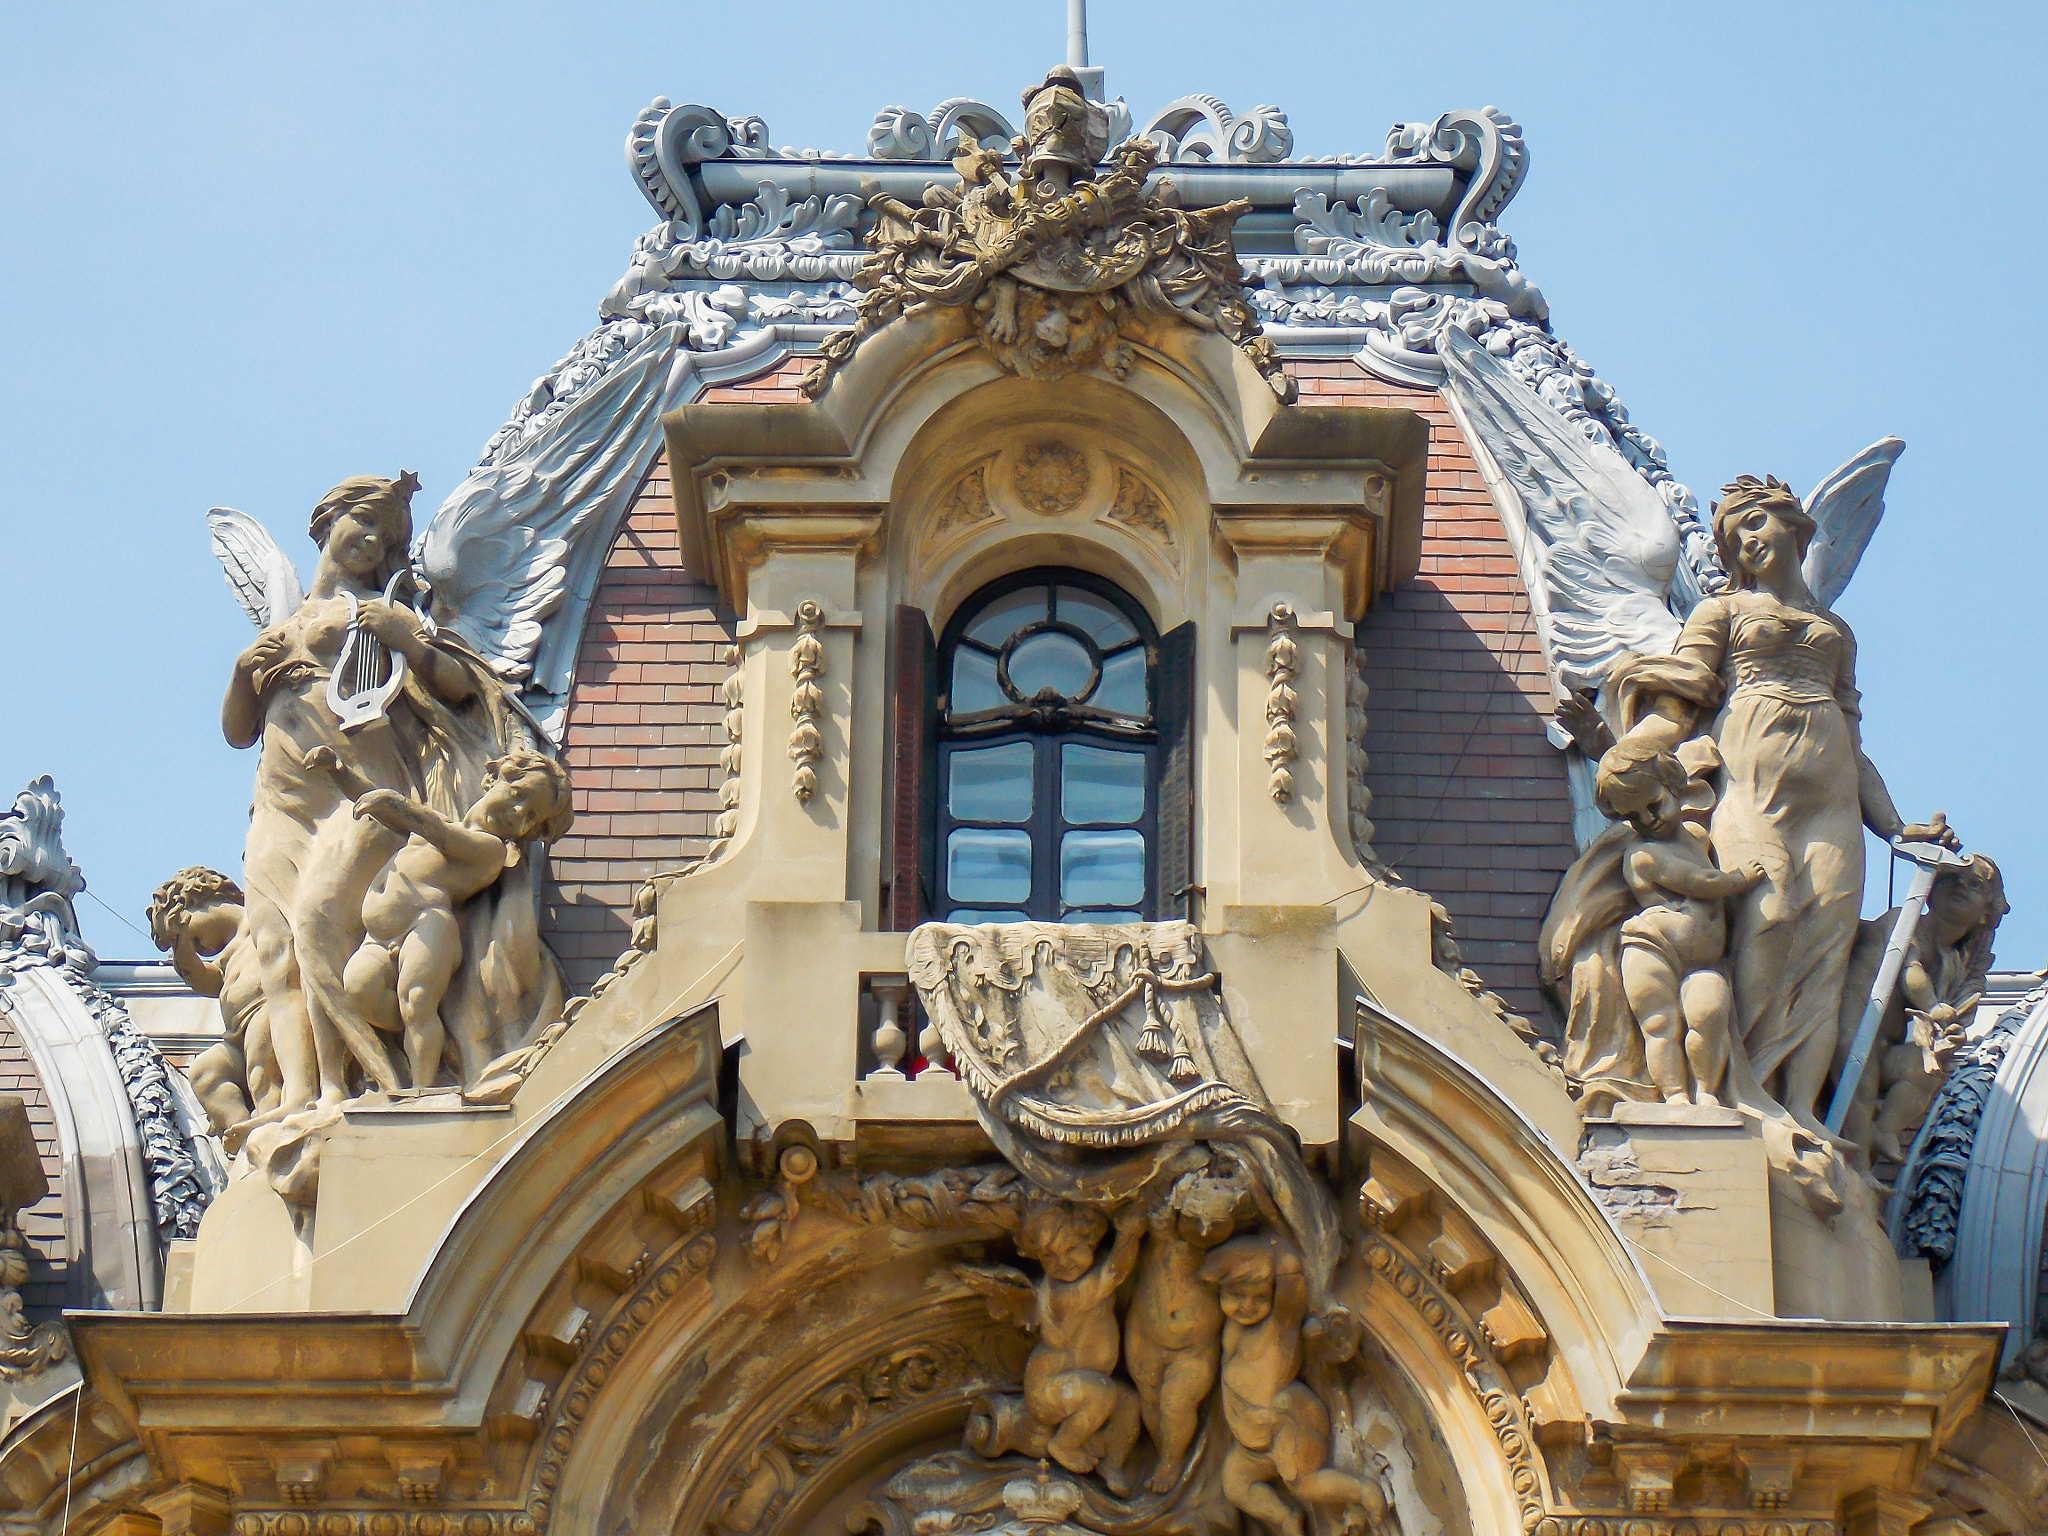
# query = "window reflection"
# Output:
<box><xmin>935</xmin><ymin>570</ymin><xmax>1161</xmax><ymax>923</ymax></box>
<box><xmin>947</xmin><ymin>827</ymin><xmax>1032</xmax><ymax>903</ymax></box>
<box><xmin>950</xmin><ymin>742</ymin><xmax>1034</xmax><ymax>822</ymax></box>
<box><xmin>1061</xmin><ymin>745</ymin><xmax>1144</xmax><ymax>825</ymax></box>
<box><xmin>1061</xmin><ymin>829</ymin><xmax>1146</xmax><ymax>908</ymax></box>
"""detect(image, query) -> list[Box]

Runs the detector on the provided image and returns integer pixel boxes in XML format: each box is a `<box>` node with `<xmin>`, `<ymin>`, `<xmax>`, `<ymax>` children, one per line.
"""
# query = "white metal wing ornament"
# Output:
<box><xmin>1800</xmin><ymin>437</ymin><xmax>1904</xmax><ymax>609</ymax></box>
<box><xmin>1436</xmin><ymin>326</ymin><xmax>1681</xmax><ymax>693</ymax></box>
<box><xmin>206</xmin><ymin>507</ymin><xmax>305</xmax><ymax>629</ymax></box>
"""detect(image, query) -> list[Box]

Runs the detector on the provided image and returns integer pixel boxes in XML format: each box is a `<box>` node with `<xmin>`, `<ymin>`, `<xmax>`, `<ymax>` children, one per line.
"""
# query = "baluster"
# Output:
<box><xmin>869</xmin><ymin>978</ymin><xmax>908</xmax><ymax>1080</ymax></box>
<box><xmin>915</xmin><ymin>995</ymin><xmax>952</xmax><ymax>1078</ymax></box>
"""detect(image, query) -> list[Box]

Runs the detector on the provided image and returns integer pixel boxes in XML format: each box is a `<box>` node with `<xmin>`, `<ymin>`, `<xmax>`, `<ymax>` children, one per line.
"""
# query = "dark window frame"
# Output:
<box><xmin>934</xmin><ymin>569</ymin><xmax>1162</xmax><ymax>923</ymax></box>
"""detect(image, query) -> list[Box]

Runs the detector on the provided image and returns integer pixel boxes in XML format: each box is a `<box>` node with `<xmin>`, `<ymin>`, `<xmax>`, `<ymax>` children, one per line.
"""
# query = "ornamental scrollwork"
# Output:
<box><xmin>805</xmin><ymin>69</ymin><xmax>1292</xmax><ymax>402</ymax></box>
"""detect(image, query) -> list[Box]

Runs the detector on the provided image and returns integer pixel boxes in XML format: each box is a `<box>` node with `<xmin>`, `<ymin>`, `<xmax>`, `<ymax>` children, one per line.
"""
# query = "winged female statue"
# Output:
<box><xmin>190</xmin><ymin>474</ymin><xmax>571</xmax><ymax>1148</ymax></box>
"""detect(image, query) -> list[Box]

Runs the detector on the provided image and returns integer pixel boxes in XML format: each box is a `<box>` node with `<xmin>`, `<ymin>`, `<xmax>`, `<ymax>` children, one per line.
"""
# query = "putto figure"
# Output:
<box><xmin>1201</xmin><ymin>1233</ymin><xmax>1389</xmax><ymax>1536</ymax></box>
<box><xmin>147</xmin><ymin>867</ymin><xmax>269</xmax><ymax>1141</ymax></box>
<box><xmin>1599</xmin><ymin>742</ymin><xmax>1765</xmax><ymax>1106</ymax></box>
<box><xmin>307</xmin><ymin>746</ymin><xmax>573</xmax><ymax>1090</ymax></box>
<box><xmin>1123</xmin><ymin>1160</ymin><xmax>1249</xmax><ymax>1491</ymax></box>
<box><xmin>956</xmin><ymin>1199</ymin><xmax>1147</xmax><ymax>1493</ymax></box>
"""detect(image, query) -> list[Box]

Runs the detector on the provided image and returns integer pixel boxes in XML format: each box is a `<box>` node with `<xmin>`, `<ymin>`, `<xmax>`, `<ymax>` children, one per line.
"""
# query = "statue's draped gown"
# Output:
<box><xmin>1653</xmin><ymin>590</ymin><xmax>1867</xmax><ymax>1087</ymax></box>
<box><xmin>239</xmin><ymin>595</ymin><xmax>558</xmax><ymax>1096</ymax></box>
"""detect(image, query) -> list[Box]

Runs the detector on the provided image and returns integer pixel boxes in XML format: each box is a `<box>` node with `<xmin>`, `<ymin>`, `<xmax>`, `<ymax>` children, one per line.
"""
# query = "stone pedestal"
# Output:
<box><xmin>1771</xmin><ymin>1164</ymin><xmax>1906</xmax><ymax>1321</ymax></box>
<box><xmin>1578</xmin><ymin>1103</ymin><xmax>1774</xmax><ymax>1317</ymax></box>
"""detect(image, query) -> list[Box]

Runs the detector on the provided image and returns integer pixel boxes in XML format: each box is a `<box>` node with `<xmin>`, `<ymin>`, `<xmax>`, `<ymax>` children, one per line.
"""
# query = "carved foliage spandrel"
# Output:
<box><xmin>707</xmin><ymin>1330</ymin><xmax>1027</xmax><ymax>1536</ymax></box>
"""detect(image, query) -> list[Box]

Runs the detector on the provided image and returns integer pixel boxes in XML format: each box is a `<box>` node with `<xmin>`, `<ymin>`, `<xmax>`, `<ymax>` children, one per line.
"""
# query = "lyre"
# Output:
<box><xmin>325</xmin><ymin>572</ymin><xmax>412</xmax><ymax>732</ymax></box>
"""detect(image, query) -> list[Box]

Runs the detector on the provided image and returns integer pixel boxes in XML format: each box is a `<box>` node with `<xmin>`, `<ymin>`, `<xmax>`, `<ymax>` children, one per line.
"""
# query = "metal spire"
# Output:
<box><xmin>1066</xmin><ymin>0</ymin><xmax>1105</xmax><ymax>100</ymax></box>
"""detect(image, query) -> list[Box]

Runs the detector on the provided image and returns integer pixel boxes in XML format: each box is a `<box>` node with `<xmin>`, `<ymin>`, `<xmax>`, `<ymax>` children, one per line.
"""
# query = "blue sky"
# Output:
<box><xmin>2</xmin><ymin>2</ymin><xmax>2044</xmax><ymax>969</ymax></box>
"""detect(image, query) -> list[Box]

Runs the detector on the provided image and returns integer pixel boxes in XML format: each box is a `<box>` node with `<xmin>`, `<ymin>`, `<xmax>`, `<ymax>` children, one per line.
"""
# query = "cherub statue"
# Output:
<box><xmin>147</xmin><ymin>867</ymin><xmax>272</xmax><ymax>1139</ymax></box>
<box><xmin>1124</xmin><ymin>1157</ymin><xmax>1252</xmax><ymax>1491</ymax></box>
<box><xmin>1599</xmin><ymin>741</ymin><xmax>1766</xmax><ymax>1106</ymax></box>
<box><xmin>955</xmin><ymin>1198</ymin><xmax>1146</xmax><ymax>1492</ymax></box>
<box><xmin>1199</xmin><ymin>1233</ymin><xmax>1389</xmax><ymax>1536</ymax></box>
<box><xmin>306</xmin><ymin>745</ymin><xmax>572</xmax><ymax>1090</ymax></box>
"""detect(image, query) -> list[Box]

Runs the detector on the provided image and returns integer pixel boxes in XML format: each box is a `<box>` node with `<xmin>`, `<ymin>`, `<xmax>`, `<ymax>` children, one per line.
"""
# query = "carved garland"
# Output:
<box><xmin>713</xmin><ymin>642</ymin><xmax>744</xmax><ymax>852</ymax></box>
<box><xmin>787</xmin><ymin>602</ymin><xmax>824</xmax><ymax>803</ymax></box>
<box><xmin>1263</xmin><ymin>604</ymin><xmax>1299</xmax><ymax>802</ymax></box>
<box><xmin>1344</xmin><ymin>643</ymin><xmax>1379</xmax><ymax>865</ymax></box>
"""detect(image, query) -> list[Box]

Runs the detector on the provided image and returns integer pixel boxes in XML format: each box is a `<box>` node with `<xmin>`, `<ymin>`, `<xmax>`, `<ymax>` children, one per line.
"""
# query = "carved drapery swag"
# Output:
<box><xmin>804</xmin><ymin>69</ymin><xmax>1294</xmax><ymax>401</ymax></box>
<box><xmin>906</xmin><ymin>920</ymin><xmax>1344</xmax><ymax>1314</ymax></box>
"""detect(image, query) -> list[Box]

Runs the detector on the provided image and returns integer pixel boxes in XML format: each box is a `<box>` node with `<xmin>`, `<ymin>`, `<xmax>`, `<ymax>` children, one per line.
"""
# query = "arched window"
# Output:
<box><xmin>934</xmin><ymin>571</ymin><xmax>1159</xmax><ymax>923</ymax></box>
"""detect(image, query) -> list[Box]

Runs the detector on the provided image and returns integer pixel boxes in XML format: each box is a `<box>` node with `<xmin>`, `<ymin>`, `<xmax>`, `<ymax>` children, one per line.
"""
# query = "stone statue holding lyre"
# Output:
<box><xmin>176</xmin><ymin>472</ymin><xmax>571</xmax><ymax>1195</ymax></box>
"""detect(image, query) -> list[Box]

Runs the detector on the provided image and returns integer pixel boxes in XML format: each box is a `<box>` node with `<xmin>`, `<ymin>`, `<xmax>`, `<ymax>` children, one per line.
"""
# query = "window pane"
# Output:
<box><xmin>1094</xmin><ymin>646</ymin><xmax>1147</xmax><ymax>716</ymax></box>
<box><xmin>948</xmin><ymin>909</ymin><xmax>1030</xmax><ymax>924</ymax></box>
<box><xmin>1062</xmin><ymin>744</ymin><xmax>1145</xmax><ymax>825</ymax></box>
<box><xmin>965</xmin><ymin>587</ymin><xmax>1048</xmax><ymax>646</ymax></box>
<box><xmin>1056</xmin><ymin>587</ymin><xmax>1138</xmax><ymax>648</ymax></box>
<box><xmin>951</xmin><ymin>645</ymin><xmax>1002</xmax><ymax>712</ymax></box>
<box><xmin>948</xmin><ymin>828</ymin><xmax>1033</xmax><ymax>903</ymax></box>
<box><xmin>1061</xmin><ymin>910</ymin><xmax>1143</xmax><ymax>924</ymax></box>
<box><xmin>950</xmin><ymin>742</ymin><xmax>1034</xmax><ymax>822</ymax></box>
<box><xmin>1007</xmin><ymin>630</ymin><xmax>1094</xmax><ymax>699</ymax></box>
<box><xmin>1060</xmin><ymin>829</ymin><xmax>1145</xmax><ymax>908</ymax></box>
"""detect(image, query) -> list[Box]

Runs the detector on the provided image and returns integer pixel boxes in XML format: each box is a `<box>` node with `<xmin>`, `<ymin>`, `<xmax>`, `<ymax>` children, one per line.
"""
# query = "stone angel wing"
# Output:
<box><xmin>1436</xmin><ymin>326</ymin><xmax>1681</xmax><ymax>692</ymax></box>
<box><xmin>415</xmin><ymin>321</ymin><xmax>685</xmax><ymax>692</ymax></box>
<box><xmin>952</xmin><ymin>1263</ymin><xmax>1038</xmax><ymax>1328</ymax></box>
<box><xmin>1801</xmin><ymin>437</ymin><xmax>1904</xmax><ymax>609</ymax></box>
<box><xmin>206</xmin><ymin>507</ymin><xmax>305</xmax><ymax>629</ymax></box>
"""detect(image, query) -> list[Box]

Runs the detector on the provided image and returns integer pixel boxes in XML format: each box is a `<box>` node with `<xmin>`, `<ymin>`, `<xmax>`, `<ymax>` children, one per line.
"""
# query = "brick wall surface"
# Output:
<box><xmin>543</xmin><ymin>356</ymin><xmax>1576</xmax><ymax>1018</ymax></box>
<box><xmin>542</xmin><ymin>455</ymin><xmax>737</xmax><ymax>992</ymax></box>
<box><xmin>0</xmin><ymin>1009</ymin><xmax>69</xmax><ymax>1317</ymax></box>
<box><xmin>541</xmin><ymin>359</ymin><xmax>809</xmax><ymax>990</ymax></box>
<box><xmin>1291</xmin><ymin>360</ymin><xmax>1577</xmax><ymax>1022</ymax></box>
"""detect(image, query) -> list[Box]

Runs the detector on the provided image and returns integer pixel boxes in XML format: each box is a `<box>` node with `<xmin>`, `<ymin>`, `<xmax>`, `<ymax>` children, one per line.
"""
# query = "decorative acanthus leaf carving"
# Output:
<box><xmin>1382</xmin><ymin>107</ymin><xmax>1529</xmax><ymax>249</ymax></box>
<box><xmin>1104</xmin><ymin>469</ymin><xmax>1172</xmax><ymax>549</ymax></box>
<box><xmin>929</xmin><ymin>462</ymin><xmax>999</xmax><ymax>544</ymax></box>
<box><xmin>787</xmin><ymin>602</ymin><xmax>825</xmax><ymax>804</ymax></box>
<box><xmin>1293</xmin><ymin>188</ymin><xmax>1442</xmax><ymax>257</ymax></box>
<box><xmin>1262</xmin><ymin>606</ymin><xmax>1299</xmax><ymax>804</ymax></box>
<box><xmin>1140</xmin><ymin>96</ymin><xmax>1292</xmax><ymax>164</ymax></box>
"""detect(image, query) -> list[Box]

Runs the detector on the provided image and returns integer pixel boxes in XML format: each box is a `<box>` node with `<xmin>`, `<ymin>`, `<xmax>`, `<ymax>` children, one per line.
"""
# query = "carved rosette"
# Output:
<box><xmin>787</xmin><ymin>602</ymin><xmax>824</xmax><ymax>803</ymax></box>
<box><xmin>1263</xmin><ymin>605</ymin><xmax>1299</xmax><ymax>803</ymax></box>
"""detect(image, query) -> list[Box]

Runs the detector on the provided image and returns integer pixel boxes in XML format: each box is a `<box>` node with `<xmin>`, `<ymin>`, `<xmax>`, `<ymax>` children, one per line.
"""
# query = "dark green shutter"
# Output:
<box><xmin>1154</xmin><ymin>621</ymin><xmax>1197</xmax><ymax>921</ymax></box>
<box><xmin>886</xmin><ymin>605</ymin><xmax>938</xmax><ymax>930</ymax></box>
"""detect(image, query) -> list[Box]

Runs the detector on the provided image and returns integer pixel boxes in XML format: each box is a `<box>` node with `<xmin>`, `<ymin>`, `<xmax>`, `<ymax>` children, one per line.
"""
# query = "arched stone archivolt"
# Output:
<box><xmin>526</xmin><ymin>1174</ymin><xmax>1559</xmax><ymax>1536</ymax></box>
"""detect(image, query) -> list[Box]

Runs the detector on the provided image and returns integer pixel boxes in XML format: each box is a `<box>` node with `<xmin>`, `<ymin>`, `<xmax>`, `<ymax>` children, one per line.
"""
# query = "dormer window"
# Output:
<box><xmin>935</xmin><ymin>572</ymin><xmax>1157</xmax><ymax>923</ymax></box>
<box><xmin>885</xmin><ymin>572</ymin><xmax>1194</xmax><ymax>933</ymax></box>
